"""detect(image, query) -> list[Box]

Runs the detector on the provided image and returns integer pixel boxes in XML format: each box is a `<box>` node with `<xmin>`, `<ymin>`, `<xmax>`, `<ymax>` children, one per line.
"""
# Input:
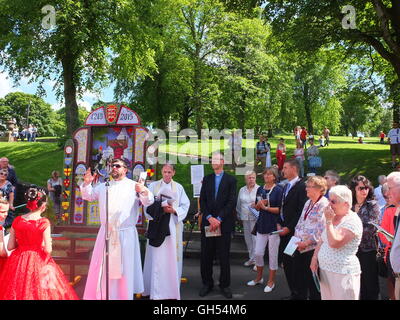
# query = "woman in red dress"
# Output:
<box><xmin>276</xmin><ymin>138</ymin><xmax>286</xmax><ymax>171</ymax></box>
<box><xmin>0</xmin><ymin>186</ymin><xmax>78</xmax><ymax>300</ymax></box>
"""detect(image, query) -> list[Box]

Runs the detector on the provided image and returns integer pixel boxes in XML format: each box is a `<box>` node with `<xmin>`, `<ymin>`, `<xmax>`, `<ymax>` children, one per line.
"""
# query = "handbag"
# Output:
<box><xmin>376</xmin><ymin>248</ymin><xmax>388</xmax><ymax>278</ymax></box>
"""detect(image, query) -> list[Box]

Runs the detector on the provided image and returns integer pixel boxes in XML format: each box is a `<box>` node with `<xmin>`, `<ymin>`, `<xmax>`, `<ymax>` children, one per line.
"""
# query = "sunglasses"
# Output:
<box><xmin>357</xmin><ymin>186</ymin><xmax>369</xmax><ymax>191</ymax></box>
<box><xmin>111</xmin><ymin>164</ymin><xmax>126</xmax><ymax>169</ymax></box>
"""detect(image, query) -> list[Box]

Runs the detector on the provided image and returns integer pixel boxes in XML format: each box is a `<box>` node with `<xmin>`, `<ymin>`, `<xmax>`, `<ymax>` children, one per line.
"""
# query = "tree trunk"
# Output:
<box><xmin>267</xmin><ymin>126</ymin><xmax>273</xmax><ymax>138</ymax></box>
<box><xmin>239</xmin><ymin>94</ymin><xmax>246</xmax><ymax>134</ymax></box>
<box><xmin>303</xmin><ymin>82</ymin><xmax>314</xmax><ymax>135</ymax></box>
<box><xmin>343</xmin><ymin>124</ymin><xmax>349</xmax><ymax>137</ymax></box>
<box><xmin>391</xmin><ymin>79</ymin><xmax>400</xmax><ymax>123</ymax></box>
<box><xmin>179</xmin><ymin>99</ymin><xmax>191</xmax><ymax>131</ymax></box>
<box><xmin>62</xmin><ymin>54</ymin><xmax>80</xmax><ymax>137</ymax></box>
<box><xmin>393</xmin><ymin>103</ymin><xmax>400</xmax><ymax>124</ymax></box>
<box><xmin>193</xmin><ymin>58</ymin><xmax>202</xmax><ymax>138</ymax></box>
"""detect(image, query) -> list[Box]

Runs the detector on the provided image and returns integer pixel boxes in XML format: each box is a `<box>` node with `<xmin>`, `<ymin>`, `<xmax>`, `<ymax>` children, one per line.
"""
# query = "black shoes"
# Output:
<box><xmin>199</xmin><ymin>286</ymin><xmax>233</xmax><ymax>299</ymax></box>
<box><xmin>220</xmin><ymin>287</ymin><xmax>233</xmax><ymax>299</ymax></box>
<box><xmin>199</xmin><ymin>286</ymin><xmax>213</xmax><ymax>297</ymax></box>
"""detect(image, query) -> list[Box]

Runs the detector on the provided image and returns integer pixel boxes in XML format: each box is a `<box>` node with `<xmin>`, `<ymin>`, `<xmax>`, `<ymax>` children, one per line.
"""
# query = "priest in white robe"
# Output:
<box><xmin>80</xmin><ymin>158</ymin><xmax>154</xmax><ymax>300</ymax></box>
<box><xmin>143</xmin><ymin>163</ymin><xmax>190</xmax><ymax>300</ymax></box>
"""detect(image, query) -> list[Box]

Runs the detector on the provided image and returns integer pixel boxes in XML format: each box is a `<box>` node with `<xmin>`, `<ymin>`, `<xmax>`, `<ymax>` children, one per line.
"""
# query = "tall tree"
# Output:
<box><xmin>0</xmin><ymin>0</ymin><xmax>163</xmax><ymax>136</ymax></box>
<box><xmin>178</xmin><ymin>0</ymin><xmax>227</xmax><ymax>136</ymax></box>
<box><xmin>212</xmin><ymin>12</ymin><xmax>280</xmax><ymax>133</ymax></box>
<box><xmin>262</xmin><ymin>0</ymin><xmax>400</xmax><ymax>122</ymax></box>
<box><xmin>292</xmin><ymin>51</ymin><xmax>346</xmax><ymax>134</ymax></box>
<box><xmin>0</xmin><ymin>92</ymin><xmax>56</xmax><ymax>136</ymax></box>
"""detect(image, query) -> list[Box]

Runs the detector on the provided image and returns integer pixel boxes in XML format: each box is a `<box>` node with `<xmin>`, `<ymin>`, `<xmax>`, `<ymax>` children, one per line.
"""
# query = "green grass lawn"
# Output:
<box><xmin>159</xmin><ymin>134</ymin><xmax>391</xmax><ymax>187</ymax></box>
<box><xmin>0</xmin><ymin>141</ymin><xmax>64</xmax><ymax>187</ymax></box>
<box><xmin>0</xmin><ymin>135</ymin><xmax>393</xmax><ymax>197</ymax></box>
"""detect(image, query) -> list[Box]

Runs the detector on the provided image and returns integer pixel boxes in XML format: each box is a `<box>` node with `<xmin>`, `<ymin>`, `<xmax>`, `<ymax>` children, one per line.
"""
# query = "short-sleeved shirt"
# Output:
<box><xmin>255</xmin><ymin>185</ymin><xmax>283</xmax><ymax>234</ymax></box>
<box><xmin>294</xmin><ymin>148</ymin><xmax>305</xmax><ymax>160</ymax></box>
<box><xmin>294</xmin><ymin>197</ymin><xmax>329</xmax><ymax>252</ymax></box>
<box><xmin>318</xmin><ymin>211</ymin><xmax>363</xmax><ymax>275</ymax></box>
<box><xmin>388</xmin><ymin>128</ymin><xmax>400</xmax><ymax>144</ymax></box>
<box><xmin>256</xmin><ymin>141</ymin><xmax>269</xmax><ymax>157</ymax></box>
<box><xmin>0</xmin><ymin>181</ymin><xmax>14</xmax><ymax>200</ymax></box>
<box><xmin>47</xmin><ymin>178</ymin><xmax>62</xmax><ymax>190</ymax></box>
<box><xmin>236</xmin><ymin>184</ymin><xmax>260</xmax><ymax>221</ymax></box>
<box><xmin>307</xmin><ymin>145</ymin><xmax>319</xmax><ymax>158</ymax></box>
<box><xmin>48</xmin><ymin>178</ymin><xmax>62</xmax><ymax>199</ymax></box>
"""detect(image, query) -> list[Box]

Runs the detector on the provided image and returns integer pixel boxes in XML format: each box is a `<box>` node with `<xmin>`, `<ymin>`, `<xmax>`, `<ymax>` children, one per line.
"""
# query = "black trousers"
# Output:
<box><xmin>292</xmin><ymin>250</ymin><xmax>321</xmax><ymax>300</ymax></box>
<box><xmin>200</xmin><ymin>231</ymin><xmax>231</xmax><ymax>289</ymax></box>
<box><xmin>279</xmin><ymin>235</ymin><xmax>296</xmax><ymax>296</ymax></box>
<box><xmin>357</xmin><ymin>250</ymin><xmax>380</xmax><ymax>300</ymax></box>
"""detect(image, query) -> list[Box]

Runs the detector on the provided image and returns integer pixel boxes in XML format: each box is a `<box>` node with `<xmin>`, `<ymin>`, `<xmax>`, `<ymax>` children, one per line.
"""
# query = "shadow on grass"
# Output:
<box><xmin>317</xmin><ymin>148</ymin><xmax>390</xmax><ymax>183</ymax></box>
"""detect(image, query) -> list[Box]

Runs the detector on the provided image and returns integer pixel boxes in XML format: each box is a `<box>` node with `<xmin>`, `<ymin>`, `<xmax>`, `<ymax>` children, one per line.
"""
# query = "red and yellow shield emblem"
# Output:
<box><xmin>62</xmin><ymin>202</ymin><xmax>69</xmax><ymax>210</ymax></box>
<box><xmin>64</xmin><ymin>168</ymin><xmax>71</xmax><ymax>177</ymax></box>
<box><xmin>63</xmin><ymin>179</ymin><xmax>70</xmax><ymax>188</ymax></box>
<box><xmin>106</xmin><ymin>105</ymin><xmax>118</xmax><ymax>123</ymax></box>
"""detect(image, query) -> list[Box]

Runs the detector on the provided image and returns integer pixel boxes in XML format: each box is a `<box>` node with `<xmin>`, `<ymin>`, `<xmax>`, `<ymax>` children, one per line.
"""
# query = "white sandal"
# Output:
<box><xmin>247</xmin><ymin>278</ymin><xmax>264</xmax><ymax>286</ymax></box>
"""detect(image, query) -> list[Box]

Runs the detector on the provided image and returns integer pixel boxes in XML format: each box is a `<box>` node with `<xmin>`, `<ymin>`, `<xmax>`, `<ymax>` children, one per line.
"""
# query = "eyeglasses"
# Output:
<box><xmin>306</xmin><ymin>185</ymin><xmax>319</xmax><ymax>189</ymax></box>
<box><xmin>357</xmin><ymin>186</ymin><xmax>369</xmax><ymax>191</ymax></box>
<box><xmin>111</xmin><ymin>164</ymin><xmax>126</xmax><ymax>169</ymax></box>
<box><xmin>329</xmin><ymin>199</ymin><xmax>339</xmax><ymax>204</ymax></box>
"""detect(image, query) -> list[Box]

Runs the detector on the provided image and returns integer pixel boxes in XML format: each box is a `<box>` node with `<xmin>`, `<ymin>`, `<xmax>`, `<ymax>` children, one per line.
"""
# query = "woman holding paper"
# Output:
<box><xmin>236</xmin><ymin>171</ymin><xmax>260</xmax><ymax>267</ymax></box>
<box><xmin>247</xmin><ymin>168</ymin><xmax>283</xmax><ymax>293</ymax></box>
<box><xmin>310</xmin><ymin>185</ymin><xmax>363</xmax><ymax>300</ymax></box>
<box><xmin>349</xmin><ymin>175</ymin><xmax>380</xmax><ymax>300</ymax></box>
<box><xmin>292</xmin><ymin>176</ymin><xmax>329</xmax><ymax>300</ymax></box>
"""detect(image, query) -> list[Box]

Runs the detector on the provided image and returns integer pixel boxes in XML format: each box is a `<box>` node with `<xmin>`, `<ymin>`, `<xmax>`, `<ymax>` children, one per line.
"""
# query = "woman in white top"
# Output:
<box><xmin>236</xmin><ymin>171</ymin><xmax>259</xmax><ymax>267</ymax></box>
<box><xmin>294</xmin><ymin>141</ymin><xmax>305</xmax><ymax>178</ymax></box>
<box><xmin>310</xmin><ymin>185</ymin><xmax>363</xmax><ymax>300</ymax></box>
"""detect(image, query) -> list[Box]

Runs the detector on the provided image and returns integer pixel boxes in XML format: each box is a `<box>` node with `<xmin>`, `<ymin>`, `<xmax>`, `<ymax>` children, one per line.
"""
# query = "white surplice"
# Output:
<box><xmin>80</xmin><ymin>177</ymin><xmax>154</xmax><ymax>300</ymax></box>
<box><xmin>143</xmin><ymin>179</ymin><xmax>189</xmax><ymax>300</ymax></box>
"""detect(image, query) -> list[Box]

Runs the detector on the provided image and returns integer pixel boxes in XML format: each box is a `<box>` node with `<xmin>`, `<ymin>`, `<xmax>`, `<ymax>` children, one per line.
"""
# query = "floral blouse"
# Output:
<box><xmin>294</xmin><ymin>196</ymin><xmax>329</xmax><ymax>252</ymax></box>
<box><xmin>352</xmin><ymin>200</ymin><xmax>380</xmax><ymax>252</ymax></box>
<box><xmin>0</xmin><ymin>181</ymin><xmax>14</xmax><ymax>200</ymax></box>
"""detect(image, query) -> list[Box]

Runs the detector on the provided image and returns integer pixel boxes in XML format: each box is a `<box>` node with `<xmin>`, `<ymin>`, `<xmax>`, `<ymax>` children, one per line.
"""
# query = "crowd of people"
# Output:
<box><xmin>237</xmin><ymin>161</ymin><xmax>400</xmax><ymax>300</ymax></box>
<box><xmin>256</xmin><ymin>129</ymin><xmax>324</xmax><ymax>176</ymax></box>
<box><xmin>10</xmin><ymin>124</ymin><xmax>38</xmax><ymax>142</ymax></box>
<box><xmin>2</xmin><ymin>124</ymin><xmax>400</xmax><ymax>301</ymax></box>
